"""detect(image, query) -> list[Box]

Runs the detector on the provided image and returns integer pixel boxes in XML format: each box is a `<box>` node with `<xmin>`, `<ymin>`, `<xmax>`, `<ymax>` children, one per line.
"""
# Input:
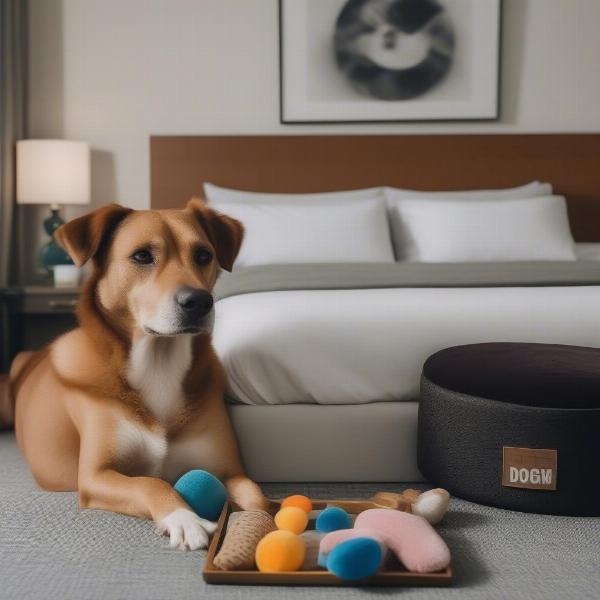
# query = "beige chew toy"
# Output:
<box><xmin>409</xmin><ymin>488</ymin><xmax>450</xmax><ymax>525</ymax></box>
<box><xmin>213</xmin><ymin>510</ymin><xmax>276</xmax><ymax>570</ymax></box>
<box><xmin>328</xmin><ymin>489</ymin><xmax>450</xmax><ymax>525</ymax></box>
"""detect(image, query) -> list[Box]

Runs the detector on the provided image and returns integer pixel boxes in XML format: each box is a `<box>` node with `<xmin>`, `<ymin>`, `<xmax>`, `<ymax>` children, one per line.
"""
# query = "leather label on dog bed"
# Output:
<box><xmin>502</xmin><ymin>447</ymin><xmax>557</xmax><ymax>491</ymax></box>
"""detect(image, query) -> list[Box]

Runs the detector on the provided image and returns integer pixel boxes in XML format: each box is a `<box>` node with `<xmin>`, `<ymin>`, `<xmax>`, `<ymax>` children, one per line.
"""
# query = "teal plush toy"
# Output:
<box><xmin>326</xmin><ymin>537</ymin><xmax>383</xmax><ymax>581</ymax></box>
<box><xmin>173</xmin><ymin>470</ymin><xmax>227</xmax><ymax>521</ymax></box>
<box><xmin>316</xmin><ymin>507</ymin><xmax>352</xmax><ymax>533</ymax></box>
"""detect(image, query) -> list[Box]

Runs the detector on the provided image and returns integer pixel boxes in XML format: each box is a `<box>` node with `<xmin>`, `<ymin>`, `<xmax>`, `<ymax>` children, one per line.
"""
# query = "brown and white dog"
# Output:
<box><xmin>4</xmin><ymin>199</ymin><xmax>267</xmax><ymax>550</ymax></box>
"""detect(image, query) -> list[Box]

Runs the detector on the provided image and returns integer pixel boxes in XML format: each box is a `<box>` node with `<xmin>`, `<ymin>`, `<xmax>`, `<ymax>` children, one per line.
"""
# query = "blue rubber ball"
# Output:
<box><xmin>173</xmin><ymin>470</ymin><xmax>227</xmax><ymax>521</ymax></box>
<box><xmin>316</xmin><ymin>507</ymin><xmax>352</xmax><ymax>533</ymax></box>
<box><xmin>327</xmin><ymin>538</ymin><xmax>382</xmax><ymax>581</ymax></box>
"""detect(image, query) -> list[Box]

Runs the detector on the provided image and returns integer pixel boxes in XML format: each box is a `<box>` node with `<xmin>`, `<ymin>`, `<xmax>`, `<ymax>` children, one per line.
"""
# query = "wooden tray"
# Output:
<box><xmin>204</xmin><ymin>499</ymin><xmax>453</xmax><ymax>586</ymax></box>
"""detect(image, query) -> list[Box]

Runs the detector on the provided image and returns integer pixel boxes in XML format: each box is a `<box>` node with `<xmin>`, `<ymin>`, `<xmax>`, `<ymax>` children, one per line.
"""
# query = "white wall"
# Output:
<box><xmin>28</xmin><ymin>0</ymin><xmax>600</xmax><ymax>212</ymax></box>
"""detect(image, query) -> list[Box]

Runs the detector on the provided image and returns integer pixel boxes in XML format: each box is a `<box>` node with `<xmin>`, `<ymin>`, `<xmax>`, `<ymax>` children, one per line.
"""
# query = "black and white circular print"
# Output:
<box><xmin>334</xmin><ymin>0</ymin><xmax>455</xmax><ymax>100</ymax></box>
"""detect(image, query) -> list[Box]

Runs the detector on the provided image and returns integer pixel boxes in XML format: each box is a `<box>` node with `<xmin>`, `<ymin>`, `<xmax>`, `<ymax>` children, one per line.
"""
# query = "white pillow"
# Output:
<box><xmin>388</xmin><ymin>195</ymin><xmax>576</xmax><ymax>262</ymax></box>
<box><xmin>385</xmin><ymin>181</ymin><xmax>552</xmax><ymax>201</ymax></box>
<box><xmin>214</xmin><ymin>198</ymin><xmax>394</xmax><ymax>267</ymax></box>
<box><xmin>204</xmin><ymin>182</ymin><xmax>383</xmax><ymax>206</ymax></box>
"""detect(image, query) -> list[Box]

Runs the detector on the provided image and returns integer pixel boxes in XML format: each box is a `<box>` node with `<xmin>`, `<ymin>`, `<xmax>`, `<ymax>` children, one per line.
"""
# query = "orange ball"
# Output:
<box><xmin>255</xmin><ymin>530</ymin><xmax>305</xmax><ymax>572</ymax></box>
<box><xmin>274</xmin><ymin>506</ymin><xmax>308</xmax><ymax>534</ymax></box>
<box><xmin>281</xmin><ymin>494</ymin><xmax>313</xmax><ymax>514</ymax></box>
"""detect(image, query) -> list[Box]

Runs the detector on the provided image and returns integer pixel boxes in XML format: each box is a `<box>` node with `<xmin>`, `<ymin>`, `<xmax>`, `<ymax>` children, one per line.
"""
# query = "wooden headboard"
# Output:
<box><xmin>151</xmin><ymin>134</ymin><xmax>600</xmax><ymax>241</ymax></box>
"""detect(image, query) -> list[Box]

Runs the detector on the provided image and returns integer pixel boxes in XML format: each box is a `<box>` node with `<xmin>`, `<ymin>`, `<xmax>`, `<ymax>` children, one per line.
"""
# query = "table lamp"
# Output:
<box><xmin>17</xmin><ymin>139</ymin><xmax>91</xmax><ymax>274</ymax></box>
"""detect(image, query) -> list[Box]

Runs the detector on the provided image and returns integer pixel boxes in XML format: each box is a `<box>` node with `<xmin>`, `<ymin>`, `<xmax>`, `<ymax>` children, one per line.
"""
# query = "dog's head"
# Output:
<box><xmin>55</xmin><ymin>198</ymin><xmax>243</xmax><ymax>337</ymax></box>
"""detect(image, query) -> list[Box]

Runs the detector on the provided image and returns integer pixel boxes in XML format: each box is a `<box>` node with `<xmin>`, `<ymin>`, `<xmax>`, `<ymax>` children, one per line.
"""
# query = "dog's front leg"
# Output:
<box><xmin>77</xmin><ymin>468</ymin><xmax>216</xmax><ymax>550</ymax></box>
<box><xmin>224</xmin><ymin>474</ymin><xmax>269</xmax><ymax>511</ymax></box>
<box><xmin>76</xmin><ymin>410</ymin><xmax>215</xmax><ymax>550</ymax></box>
<box><xmin>188</xmin><ymin>398</ymin><xmax>269</xmax><ymax>512</ymax></box>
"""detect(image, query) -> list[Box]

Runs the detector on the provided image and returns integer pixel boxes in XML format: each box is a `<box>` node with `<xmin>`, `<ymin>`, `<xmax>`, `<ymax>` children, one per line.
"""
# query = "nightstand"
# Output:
<box><xmin>0</xmin><ymin>285</ymin><xmax>79</xmax><ymax>372</ymax></box>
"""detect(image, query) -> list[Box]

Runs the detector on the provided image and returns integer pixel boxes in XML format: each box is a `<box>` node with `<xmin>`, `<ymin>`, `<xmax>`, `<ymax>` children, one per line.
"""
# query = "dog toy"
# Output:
<box><xmin>275</xmin><ymin>506</ymin><xmax>308</xmax><ymax>534</ymax></box>
<box><xmin>281</xmin><ymin>494</ymin><xmax>313</xmax><ymax>513</ymax></box>
<box><xmin>173</xmin><ymin>470</ymin><xmax>227</xmax><ymax>521</ymax></box>
<box><xmin>409</xmin><ymin>488</ymin><xmax>450</xmax><ymax>525</ymax></box>
<box><xmin>316</xmin><ymin>506</ymin><xmax>352</xmax><ymax>533</ymax></box>
<box><xmin>318</xmin><ymin>527</ymin><xmax>388</xmax><ymax>568</ymax></box>
<box><xmin>213</xmin><ymin>510</ymin><xmax>276</xmax><ymax>570</ymax></box>
<box><xmin>328</xmin><ymin>489</ymin><xmax>450</xmax><ymax>525</ymax></box>
<box><xmin>355</xmin><ymin>509</ymin><xmax>450</xmax><ymax>573</ymax></box>
<box><xmin>325</xmin><ymin>537</ymin><xmax>383</xmax><ymax>581</ymax></box>
<box><xmin>327</xmin><ymin>492</ymin><xmax>411</xmax><ymax>513</ymax></box>
<box><xmin>299</xmin><ymin>530</ymin><xmax>324</xmax><ymax>570</ymax></box>
<box><xmin>255</xmin><ymin>530</ymin><xmax>306</xmax><ymax>572</ymax></box>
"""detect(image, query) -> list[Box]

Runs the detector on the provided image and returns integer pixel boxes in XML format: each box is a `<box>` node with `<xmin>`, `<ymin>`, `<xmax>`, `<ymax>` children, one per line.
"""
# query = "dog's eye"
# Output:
<box><xmin>131</xmin><ymin>249</ymin><xmax>154</xmax><ymax>265</ymax></box>
<box><xmin>194</xmin><ymin>247</ymin><xmax>213</xmax><ymax>266</ymax></box>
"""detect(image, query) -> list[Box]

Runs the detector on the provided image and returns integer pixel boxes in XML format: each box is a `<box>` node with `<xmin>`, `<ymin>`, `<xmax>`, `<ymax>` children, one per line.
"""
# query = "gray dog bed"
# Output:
<box><xmin>418</xmin><ymin>343</ymin><xmax>600</xmax><ymax>516</ymax></box>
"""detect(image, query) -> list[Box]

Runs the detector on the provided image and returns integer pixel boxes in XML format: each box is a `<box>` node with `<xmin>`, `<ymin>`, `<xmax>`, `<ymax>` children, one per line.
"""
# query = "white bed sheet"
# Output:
<box><xmin>214</xmin><ymin>286</ymin><xmax>600</xmax><ymax>405</ymax></box>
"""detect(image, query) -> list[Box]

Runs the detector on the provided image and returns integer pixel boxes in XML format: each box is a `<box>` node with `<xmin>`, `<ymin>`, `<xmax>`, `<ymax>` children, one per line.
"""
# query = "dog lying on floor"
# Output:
<box><xmin>4</xmin><ymin>199</ymin><xmax>267</xmax><ymax>550</ymax></box>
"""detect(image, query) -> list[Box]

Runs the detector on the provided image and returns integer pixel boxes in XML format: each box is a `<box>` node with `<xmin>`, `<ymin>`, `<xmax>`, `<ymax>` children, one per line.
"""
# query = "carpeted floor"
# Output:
<box><xmin>1</xmin><ymin>432</ymin><xmax>598</xmax><ymax>600</ymax></box>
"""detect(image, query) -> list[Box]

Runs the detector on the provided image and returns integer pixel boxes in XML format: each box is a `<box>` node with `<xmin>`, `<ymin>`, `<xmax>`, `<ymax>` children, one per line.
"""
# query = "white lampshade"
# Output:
<box><xmin>17</xmin><ymin>139</ymin><xmax>91</xmax><ymax>206</ymax></box>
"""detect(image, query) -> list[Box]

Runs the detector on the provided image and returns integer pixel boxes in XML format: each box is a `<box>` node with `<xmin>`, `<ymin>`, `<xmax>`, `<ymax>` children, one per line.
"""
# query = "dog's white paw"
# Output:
<box><xmin>158</xmin><ymin>508</ymin><xmax>217</xmax><ymax>550</ymax></box>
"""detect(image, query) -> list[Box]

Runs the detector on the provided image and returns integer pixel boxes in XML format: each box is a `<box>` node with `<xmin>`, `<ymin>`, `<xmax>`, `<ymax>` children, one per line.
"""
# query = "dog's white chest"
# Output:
<box><xmin>116</xmin><ymin>420</ymin><xmax>168</xmax><ymax>477</ymax></box>
<box><xmin>127</xmin><ymin>335</ymin><xmax>192</xmax><ymax>424</ymax></box>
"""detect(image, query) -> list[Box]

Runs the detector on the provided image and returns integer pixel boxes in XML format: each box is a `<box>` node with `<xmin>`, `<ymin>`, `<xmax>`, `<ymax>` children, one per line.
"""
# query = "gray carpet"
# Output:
<box><xmin>1</xmin><ymin>432</ymin><xmax>599</xmax><ymax>600</ymax></box>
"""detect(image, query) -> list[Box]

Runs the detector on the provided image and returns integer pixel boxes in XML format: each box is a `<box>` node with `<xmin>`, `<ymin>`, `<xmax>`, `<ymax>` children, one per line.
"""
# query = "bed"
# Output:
<box><xmin>150</xmin><ymin>134</ymin><xmax>600</xmax><ymax>482</ymax></box>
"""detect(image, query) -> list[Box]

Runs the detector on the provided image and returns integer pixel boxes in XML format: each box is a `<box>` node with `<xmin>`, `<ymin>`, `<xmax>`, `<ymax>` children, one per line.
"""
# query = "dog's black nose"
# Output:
<box><xmin>175</xmin><ymin>287</ymin><xmax>214</xmax><ymax>319</ymax></box>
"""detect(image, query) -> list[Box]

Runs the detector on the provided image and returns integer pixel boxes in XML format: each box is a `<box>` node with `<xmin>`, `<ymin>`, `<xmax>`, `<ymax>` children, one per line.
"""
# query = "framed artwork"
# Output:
<box><xmin>279</xmin><ymin>0</ymin><xmax>502</xmax><ymax>124</ymax></box>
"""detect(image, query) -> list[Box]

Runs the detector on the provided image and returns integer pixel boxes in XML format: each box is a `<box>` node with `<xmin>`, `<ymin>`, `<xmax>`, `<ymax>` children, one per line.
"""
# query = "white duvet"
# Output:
<box><xmin>213</xmin><ymin>286</ymin><xmax>600</xmax><ymax>405</ymax></box>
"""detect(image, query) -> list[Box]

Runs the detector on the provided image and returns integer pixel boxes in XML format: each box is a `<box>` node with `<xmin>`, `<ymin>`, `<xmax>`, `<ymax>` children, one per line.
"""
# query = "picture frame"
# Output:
<box><xmin>279</xmin><ymin>0</ymin><xmax>502</xmax><ymax>124</ymax></box>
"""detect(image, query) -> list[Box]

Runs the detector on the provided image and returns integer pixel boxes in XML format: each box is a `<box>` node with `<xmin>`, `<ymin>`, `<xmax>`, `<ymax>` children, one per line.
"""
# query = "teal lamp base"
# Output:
<box><xmin>39</xmin><ymin>205</ymin><xmax>73</xmax><ymax>274</ymax></box>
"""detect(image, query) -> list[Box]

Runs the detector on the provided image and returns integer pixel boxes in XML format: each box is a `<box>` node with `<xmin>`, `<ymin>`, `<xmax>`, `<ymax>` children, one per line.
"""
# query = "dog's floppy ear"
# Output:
<box><xmin>55</xmin><ymin>203</ymin><xmax>132</xmax><ymax>267</ymax></box>
<box><xmin>186</xmin><ymin>197</ymin><xmax>244</xmax><ymax>272</ymax></box>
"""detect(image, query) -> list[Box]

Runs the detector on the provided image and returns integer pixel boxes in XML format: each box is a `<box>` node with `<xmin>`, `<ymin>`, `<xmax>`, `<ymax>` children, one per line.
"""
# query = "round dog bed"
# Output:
<box><xmin>418</xmin><ymin>343</ymin><xmax>600</xmax><ymax>516</ymax></box>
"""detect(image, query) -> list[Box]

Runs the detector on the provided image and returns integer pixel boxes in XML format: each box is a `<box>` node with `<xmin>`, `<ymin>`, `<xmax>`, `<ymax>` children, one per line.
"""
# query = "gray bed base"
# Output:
<box><xmin>229</xmin><ymin>401</ymin><xmax>423</xmax><ymax>482</ymax></box>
